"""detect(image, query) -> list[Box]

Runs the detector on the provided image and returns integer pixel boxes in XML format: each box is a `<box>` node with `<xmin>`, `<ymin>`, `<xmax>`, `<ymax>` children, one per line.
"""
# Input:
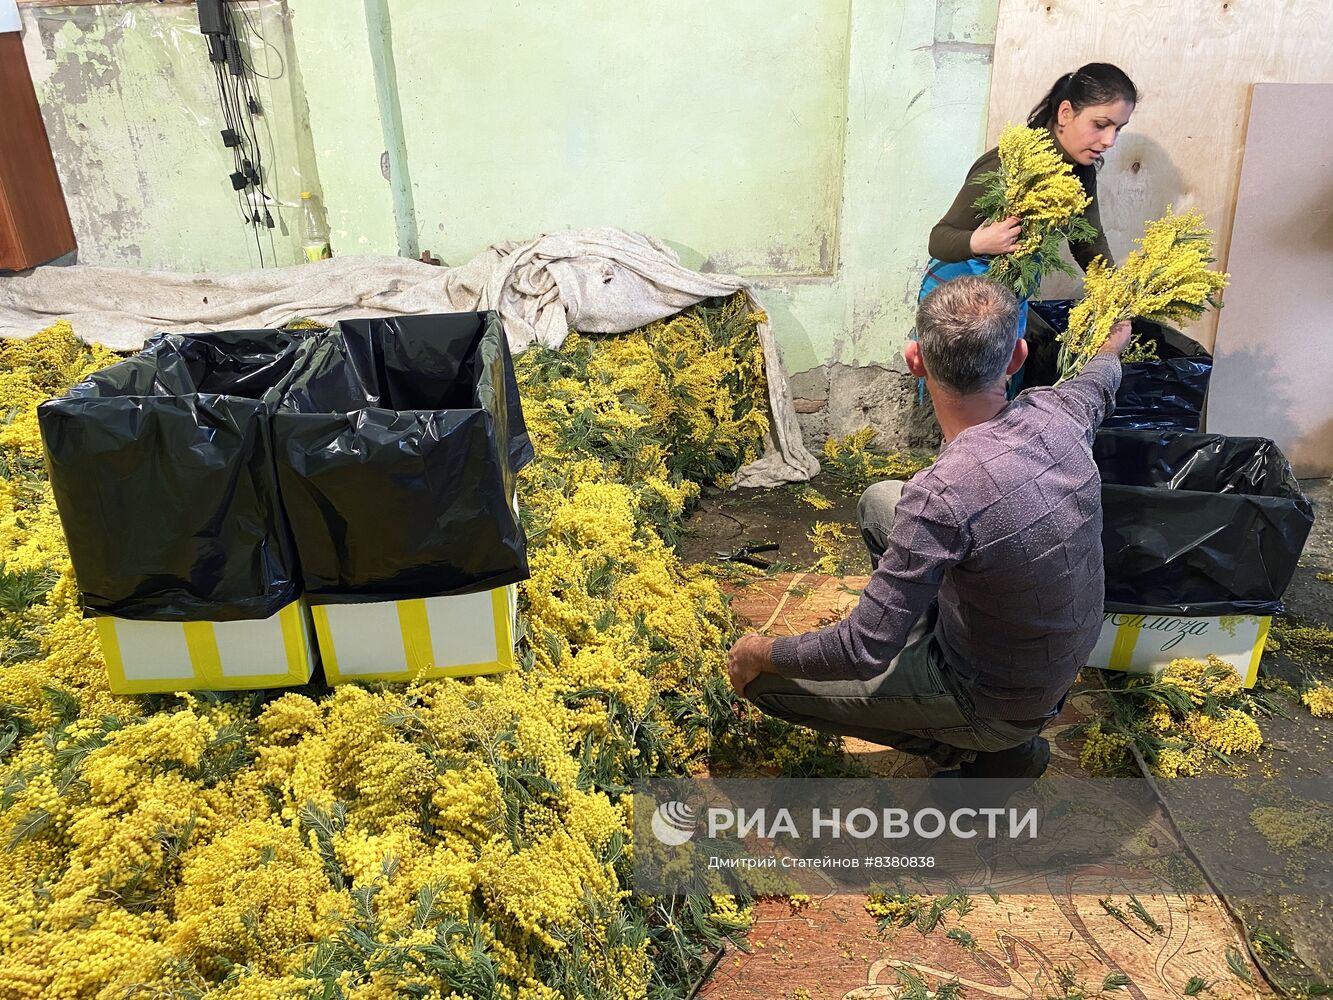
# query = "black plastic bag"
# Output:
<box><xmin>1019</xmin><ymin>302</ymin><xmax>1065</xmax><ymax>389</ymax></box>
<box><xmin>1025</xmin><ymin>298</ymin><xmax>1074</xmax><ymax>337</ymax></box>
<box><xmin>1026</xmin><ymin>299</ymin><xmax>1213</xmax><ymax>431</ymax></box>
<box><xmin>1096</xmin><ymin>429</ymin><xmax>1314</xmax><ymax>616</ymax></box>
<box><xmin>38</xmin><ymin>329</ymin><xmax>307</xmax><ymax>621</ymax></box>
<box><xmin>274</xmin><ymin>312</ymin><xmax>533</xmax><ymax>603</ymax></box>
<box><xmin>1103</xmin><ymin>323</ymin><xmax>1211</xmax><ymax>432</ymax></box>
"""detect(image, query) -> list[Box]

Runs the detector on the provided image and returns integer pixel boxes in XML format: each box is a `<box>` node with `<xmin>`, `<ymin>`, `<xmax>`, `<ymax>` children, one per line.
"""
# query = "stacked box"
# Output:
<box><xmin>98</xmin><ymin>602</ymin><xmax>316</xmax><ymax>695</ymax></box>
<box><xmin>1095</xmin><ymin>429</ymin><xmax>1312</xmax><ymax>686</ymax></box>
<box><xmin>38</xmin><ymin>329</ymin><xmax>307</xmax><ymax>623</ymax></box>
<box><xmin>312</xmin><ymin>585</ymin><xmax>517</xmax><ymax>684</ymax></box>
<box><xmin>40</xmin><ymin>313</ymin><xmax>533</xmax><ymax>693</ymax></box>
<box><xmin>274</xmin><ymin>313</ymin><xmax>532</xmax><ymax>685</ymax></box>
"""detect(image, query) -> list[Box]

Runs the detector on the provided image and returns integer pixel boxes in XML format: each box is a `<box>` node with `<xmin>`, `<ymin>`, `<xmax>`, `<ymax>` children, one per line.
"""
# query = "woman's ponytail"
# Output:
<box><xmin>1027</xmin><ymin>72</ymin><xmax>1075</xmax><ymax>128</ymax></box>
<box><xmin>1027</xmin><ymin>63</ymin><xmax>1139</xmax><ymax>127</ymax></box>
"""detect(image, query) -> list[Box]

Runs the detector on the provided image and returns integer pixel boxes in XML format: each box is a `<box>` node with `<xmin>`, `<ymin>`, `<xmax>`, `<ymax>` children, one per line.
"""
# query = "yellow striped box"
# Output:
<box><xmin>1087</xmin><ymin>612</ymin><xmax>1270</xmax><ymax>688</ymax></box>
<box><xmin>98</xmin><ymin>602</ymin><xmax>316</xmax><ymax>695</ymax></box>
<box><xmin>312</xmin><ymin>585</ymin><xmax>517</xmax><ymax>684</ymax></box>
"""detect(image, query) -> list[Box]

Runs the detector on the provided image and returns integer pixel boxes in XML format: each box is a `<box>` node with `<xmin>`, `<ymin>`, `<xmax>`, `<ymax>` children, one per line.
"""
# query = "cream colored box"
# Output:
<box><xmin>312</xmin><ymin>584</ymin><xmax>517</xmax><ymax>684</ymax></box>
<box><xmin>1086</xmin><ymin>611</ymin><xmax>1269</xmax><ymax>688</ymax></box>
<box><xmin>97</xmin><ymin>602</ymin><xmax>316</xmax><ymax>695</ymax></box>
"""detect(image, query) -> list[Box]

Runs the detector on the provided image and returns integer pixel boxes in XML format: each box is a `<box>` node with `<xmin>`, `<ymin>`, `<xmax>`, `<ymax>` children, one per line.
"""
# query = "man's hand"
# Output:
<box><xmin>1099</xmin><ymin>319</ymin><xmax>1134</xmax><ymax>357</ymax></box>
<box><xmin>727</xmin><ymin>634</ymin><xmax>776</xmax><ymax>697</ymax></box>
<box><xmin>969</xmin><ymin>217</ymin><xmax>1021</xmax><ymax>256</ymax></box>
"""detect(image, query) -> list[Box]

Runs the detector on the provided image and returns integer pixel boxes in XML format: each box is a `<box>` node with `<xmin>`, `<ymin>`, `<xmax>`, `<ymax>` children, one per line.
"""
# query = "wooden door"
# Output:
<box><xmin>0</xmin><ymin>28</ymin><xmax>77</xmax><ymax>270</ymax></box>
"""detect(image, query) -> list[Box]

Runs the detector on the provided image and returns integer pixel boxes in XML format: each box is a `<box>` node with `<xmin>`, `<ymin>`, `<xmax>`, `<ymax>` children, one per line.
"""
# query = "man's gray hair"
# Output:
<box><xmin>915</xmin><ymin>276</ymin><xmax>1019</xmax><ymax>395</ymax></box>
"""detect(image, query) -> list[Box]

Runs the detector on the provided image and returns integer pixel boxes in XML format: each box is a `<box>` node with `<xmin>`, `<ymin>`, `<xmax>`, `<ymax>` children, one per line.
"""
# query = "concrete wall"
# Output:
<box><xmin>286</xmin><ymin>0</ymin><xmax>396</xmax><ymax>258</ymax></box>
<box><xmin>769</xmin><ymin>0</ymin><xmax>995</xmax><ymax>446</ymax></box>
<box><xmin>20</xmin><ymin>0</ymin><xmax>998</xmax><ymax>446</ymax></box>
<box><xmin>21</xmin><ymin>1</ymin><xmax>317</xmax><ymax>271</ymax></box>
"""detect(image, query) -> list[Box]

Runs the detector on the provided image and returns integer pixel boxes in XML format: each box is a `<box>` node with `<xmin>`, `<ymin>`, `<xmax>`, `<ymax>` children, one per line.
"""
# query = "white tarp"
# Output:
<box><xmin>0</xmin><ymin>227</ymin><xmax>818</xmax><ymax>485</ymax></box>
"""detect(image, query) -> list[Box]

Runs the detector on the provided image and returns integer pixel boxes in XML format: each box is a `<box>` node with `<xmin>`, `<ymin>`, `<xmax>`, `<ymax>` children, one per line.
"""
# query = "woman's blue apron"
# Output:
<box><xmin>915</xmin><ymin>257</ymin><xmax>1030</xmax><ymax>401</ymax></box>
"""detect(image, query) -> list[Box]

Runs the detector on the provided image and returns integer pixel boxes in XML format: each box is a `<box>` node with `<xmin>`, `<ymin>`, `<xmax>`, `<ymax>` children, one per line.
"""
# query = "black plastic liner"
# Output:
<box><xmin>1026</xmin><ymin>299</ymin><xmax>1213</xmax><ymax>431</ymax></box>
<box><xmin>38</xmin><ymin>329</ymin><xmax>307</xmax><ymax>622</ymax></box>
<box><xmin>274</xmin><ymin>312</ymin><xmax>533</xmax><ymax>603</ymax></box>
<box><xmin>1096</xmin><ymin>429</ymin><xmax>1314</xmax><ymax>616</ymax></box>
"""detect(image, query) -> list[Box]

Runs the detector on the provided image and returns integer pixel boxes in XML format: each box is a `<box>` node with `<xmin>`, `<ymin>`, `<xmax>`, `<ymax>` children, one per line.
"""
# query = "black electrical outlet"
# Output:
<box><xmin>230</xmin><ymin>171</ymin><xmax>248</xmax><ymax>191</ymax></box>
<box><xmin>197</xmin><ymin>0</ymin><xmax>228</xmax><ymax>36</ymax></box>
<box><xmin>227</xmin><ymin>37</ymin><xmax>244</xmax><ymax>76</ymax></box>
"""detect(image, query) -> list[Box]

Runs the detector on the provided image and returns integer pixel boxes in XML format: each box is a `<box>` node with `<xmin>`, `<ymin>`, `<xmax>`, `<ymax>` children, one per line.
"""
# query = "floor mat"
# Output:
<box><xmin>702</xmin><ymin>892</ymin><xmax>1268</xmax><ymax>1000</ymax></box>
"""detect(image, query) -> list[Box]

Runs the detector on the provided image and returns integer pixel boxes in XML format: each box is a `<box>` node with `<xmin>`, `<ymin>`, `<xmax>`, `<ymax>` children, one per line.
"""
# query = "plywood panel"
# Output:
<box><xmin>1207</xmin><ymin>83</ymin><xmax>1333</xmax><ymax>478</ymax></box>
<box><xmin>987</xmin><ymin>0</ymin><xmax>1333</xmax><ymax>350</ymax></box>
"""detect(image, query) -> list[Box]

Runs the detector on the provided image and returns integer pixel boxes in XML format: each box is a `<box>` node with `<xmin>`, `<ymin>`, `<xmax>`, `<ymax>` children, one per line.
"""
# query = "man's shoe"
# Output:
<box><xmin>962</xmin><ymin>735</ymin><xmax>1051</xmax><ymax>782</ymax></box>
<box><xmin>929</xmin><ymin>737</ymin><xmax>1050</xmax><ymax>812</ymax></box>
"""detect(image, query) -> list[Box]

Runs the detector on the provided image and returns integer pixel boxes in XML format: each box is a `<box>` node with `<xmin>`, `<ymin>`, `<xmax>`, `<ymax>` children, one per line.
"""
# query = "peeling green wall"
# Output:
<box><xmin>782</xmin><ymin>0</ymin><xmax>997</xmax><ymax>370</ymax></box>
<box><xmin>22</xmin><ymin>0</ymin><xmax>997</xmax><ymax>372</ymax></box>
<box><xmin>287</xmin><ymin>0</ymin><xmax>397</xmax><ymax>258</ymax></box>
<box><xmin>390</xmin><ymin>0</ymin><xmax>851</xmax><ymax>277</ymax></box>
<box><xmin>285</xmin><ymin>0</ymin><xmax>996</xmax><ymax>368</ymax></box>
<box><xmin>709</xmin><ymin>0</ymin><xmax>997</xmax><ymax>374</ymax></box>
<box><xmin>22</xmin><ymin>2</ymin><xmax>314</xmax><ymax>271</ymax></box>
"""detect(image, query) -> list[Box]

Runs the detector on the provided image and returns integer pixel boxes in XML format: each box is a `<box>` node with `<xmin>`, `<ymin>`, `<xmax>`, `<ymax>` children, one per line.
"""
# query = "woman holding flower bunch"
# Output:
<box><xmin>919</xmin><ymin>63</ymin><xmax>1138</xmax><ymax>389</ymax></box>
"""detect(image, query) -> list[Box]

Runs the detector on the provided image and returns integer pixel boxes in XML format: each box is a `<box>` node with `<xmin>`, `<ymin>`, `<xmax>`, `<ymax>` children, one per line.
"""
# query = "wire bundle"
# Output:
<box><xmin>198</xmin><ymin>0</ymin><xmax>285</xmax><ymax>266</ymax></box>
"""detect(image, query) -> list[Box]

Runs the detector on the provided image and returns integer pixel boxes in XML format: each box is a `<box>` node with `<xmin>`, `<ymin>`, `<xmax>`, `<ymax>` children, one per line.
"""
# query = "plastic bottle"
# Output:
<box><xmin>299</xmin><ymin>192</ymin><xmax>332</xmax><ymax>262</ymax></box>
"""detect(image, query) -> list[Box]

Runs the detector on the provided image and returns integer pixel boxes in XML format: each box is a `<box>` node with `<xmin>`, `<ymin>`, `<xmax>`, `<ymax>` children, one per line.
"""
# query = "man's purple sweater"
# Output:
<box><xmin>770</xmin><ymin>355</ymin><xmax>1123</xmax><ymax>720</ymax></box>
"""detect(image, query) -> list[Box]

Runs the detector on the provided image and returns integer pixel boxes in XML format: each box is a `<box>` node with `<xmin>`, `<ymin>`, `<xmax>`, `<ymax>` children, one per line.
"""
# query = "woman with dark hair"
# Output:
<box><xmin>916</xmin><ymin>63</ymin><xmax>1138</xmax><ymax>390</ymax></box>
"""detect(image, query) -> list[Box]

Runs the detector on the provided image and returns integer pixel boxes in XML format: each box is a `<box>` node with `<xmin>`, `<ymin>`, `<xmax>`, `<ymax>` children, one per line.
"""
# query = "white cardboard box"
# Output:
<box><xmin>312</xmin><ymin>584</ymin><xmax>517</xmax><ymax>684</ymax></box>
<box><xmin>97</xmin><ymin>602</ymin><xmax>316</xmax><ymax>695</ymax></box>
<box><xmin>1086</xmin><ymin>611</ymin><xmax>1269</xmax><ymax>688</ymax></box>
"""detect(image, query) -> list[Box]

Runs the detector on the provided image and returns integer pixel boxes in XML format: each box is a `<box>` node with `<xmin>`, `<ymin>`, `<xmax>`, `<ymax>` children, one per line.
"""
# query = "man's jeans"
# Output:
<box><xmin>858</xmin><ymin>479</ymin><xmax>904</xmax><ymax>569</ymax></box>
<box><xmin>743</xmin><ymin>481</ymin><xmax>1046</xmax><ymax>768</ymax></box>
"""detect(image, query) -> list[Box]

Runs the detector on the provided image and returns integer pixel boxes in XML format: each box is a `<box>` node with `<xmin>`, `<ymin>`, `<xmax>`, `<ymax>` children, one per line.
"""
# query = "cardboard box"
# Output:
<box><xmin>1087</xmin><ymin>611</ymin><xmax>1269</xmax><ymax>688</ymax></box>
<box><xmin>98</xmin><ymin>602</ymin><xmax>316</xmax><ymax>695</ymax></box>
<box><xmin>312</xmin><ymin>584</ymin><xmax>517</xmax><ymax>684</ymax></box>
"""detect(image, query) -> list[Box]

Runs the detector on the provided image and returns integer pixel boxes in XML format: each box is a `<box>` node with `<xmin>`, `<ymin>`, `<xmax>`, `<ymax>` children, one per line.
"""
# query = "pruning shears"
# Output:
<box><xmin>715</xmin><ymin>542</ymin><xmax>779</xmax><ymax>569</ymax></box>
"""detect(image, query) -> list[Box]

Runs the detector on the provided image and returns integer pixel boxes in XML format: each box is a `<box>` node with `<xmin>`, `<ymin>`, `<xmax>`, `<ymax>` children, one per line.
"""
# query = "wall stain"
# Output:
<box><xmin>34</xmin><ymin>11</ymin><xmax>141</xmax><ymax>262</ymax></box>
<box><xmin>25</xmin><ymin>5</ymin><xmax>307</xmax><ymax>270</ymax></box>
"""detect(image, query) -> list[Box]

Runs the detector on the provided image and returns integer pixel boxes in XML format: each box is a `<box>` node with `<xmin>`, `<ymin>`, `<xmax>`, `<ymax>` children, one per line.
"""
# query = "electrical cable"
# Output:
<box><xmin>212</xmin><ymin>61</ymin><xmax>253</xmax><ymax>229</ymax></box>
<box><xmin>215</xmin><ymin>59</ymin><xmax>264</xmax><ymax>266</ymax></box>
<box><xmin>212</xmin><ymin>51</ymin><xmax>253</xmax><ymax>219</ymax></box>
<box><xmin>224</xmin><ymin>63</ymin><xmax>272</xmax><ymax>259</ymax></box>
<box><xmin>234</xmin><ymin>1</ymin><xmax>284</xmax><ymax>81</ymax></box>
<box><xmin>228</xmin><ymin>58</ymin><xmax>266</xmax><ymax>190</ymax></box>
<box><xmin>223</xmin><ymin>4</ymin><xmax>277</xmax><ymax>259</ymax></box>
<box><xmin>212</xmin><ymin>64</ymin><xmax>245</xmax><ymax>174</ymax></box>
<box><xmin>226</xmin><ymin>83</ymin><xmax>266</xmax><ymax>263</ymax></box>
<box><xmin>1100</xmin><ymin>686</ymin><xmax>1285</xmax><ymax>997</ymax></box>
<box><xmin>201</xmin><ymin>0</ymin><xmax>276</xmax><ymax>266</ymax></box>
